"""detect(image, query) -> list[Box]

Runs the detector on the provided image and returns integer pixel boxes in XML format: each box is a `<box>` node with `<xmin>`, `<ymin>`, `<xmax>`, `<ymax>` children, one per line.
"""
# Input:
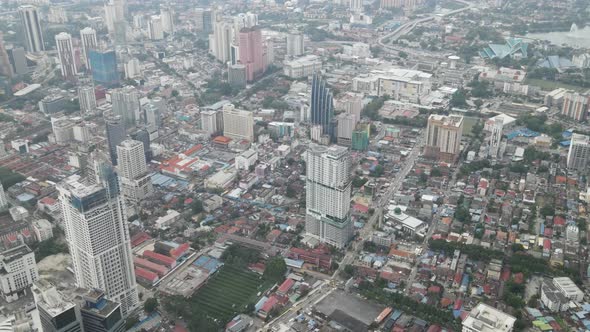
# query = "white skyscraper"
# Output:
<box><xmin>148</xmin><ymin>15</ymin><xmax>164</xmax><ymax>40</ymax></box>
<box><xmin>117</xmin><ymin>140</ymin><xmax>153</xmax><ymax>207</ymax></box>
<box><xmin>0</xmin><ymin>245</ymin><xmax>38</xmax><ymax>303</ymax></box>
<box><xmin>57</xmin><ymin>154</ymin><xmax>138</xmax><ymax>316</ymax></box>
<box><xmin>19</xmin><ymin>5</ymin><xmax>44</xmax><ymax>53</ymax></box>
<box><xmin>305</xmin><ymin>144</ymin><xmax>353</xmax><ymax>248</ymax></box>
<box><xmin>222</xmin><ymin>104</ymin><xmax>254</xmax><ymax>141</ymax></box>
<box><xmin>201</xmin><ymin>110</ymin><xmax>219</xmax><ymax>135</ymax></box>
<box><xmin>487</xmin><ymin>117</ymin><xmax>503</xmax><ymax>159</ymax></box>
<box><xmin>350</xmin><ymin>0</ymin><xmax>363</xmax><ymax>13</ymax></box>
<box><xmin>124</xmin><ymin>58</ymin><xmax>141</xmax><ymax>79</ymax></box>
<box><xmin>0</xmin><ymin>182</ymin><xmax>7</xmax><ymax>210</ymax></box>
<box><xmin>80</xmin><ymin>27</ymin><xmax>97</xmax><ymax>69</ymax></box>
<box><xmin>78</xmin><ymin>86</ymin><xmax>97</xmax><ymax>113</ymax></box>
<box><xmin>210</xmin><ymin>20</ymin><xmax>233</xmax><ymax>63</ymax></box>
<box><xmin>55</xmin><ymin>32</ymin><xmax>77</xmax><ymax>80</ymax></box>
<box><xmin>567</xmin><ymin>133</ymin><xmax>590</xmax><ymax>172</ymax></box>
<box><xmin>111</xmin><ymin>86</ymin><xmax>140</xmax><ymax>128</ymax></box>
<box><xmin>160</xmin><ymin>5</ymin><xmax>175</xmax><ymax>34</ymax></box>
<box><xmin>286</xmin><ymin>32</ymin><xmax>304</xmax><ymax>57</ymax></box>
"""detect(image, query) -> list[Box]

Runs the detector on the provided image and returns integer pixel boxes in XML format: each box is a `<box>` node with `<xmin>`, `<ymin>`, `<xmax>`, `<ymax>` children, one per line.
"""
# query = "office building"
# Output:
<box><xmin>19</xmin><ymin>5</ymin><xmax>44</xmax><ymax>53</ymax></box>
<box><xmin>487</xmin><ymin>117</ymin><xmax>503</xmax><ymax>159</ymax></box>
<box><xmin>228</xmin><ymin>63</ymin><xmax>247</xmax><ymax>88</ymax></box>
<box><xmin>88</xmin><ymin>49</ymin><xmax>119</xmax><ymax>87</ymax></box>
<box><xmin>7</xmin><ymin>46</ymin><xmax>27</xmax><ymax>75</ymax></box>
<box><xmin>55</xmin><ymin>32</ymin><xmax>77</xmax><ymax>80</ymax></box>
<box><xmin>57</xmin><ymin>155</ymin><xmax>139</xmax><ymax>316</ymax></box>
<box><xmin>195</xmin><ymin>8</ymin><xmax>206</xmax><ymax>31</ymax></box>
<box><xmin>567</xmin><ymin>133</ymin><xmax>590</xmax><ymax>172</ymax></box>
<box><xmin>105</xmin><ymin>114</ymin><xmax>126</xmax><ymax>165</ymax></box>
<box><xmin>351</xmin><ymin>123</ymin><xmax>370</xmax><ymax>151</ymax></box>
<box><xmin>283</xmin><ymin>55</ymin><xmax>322</xmax><ymax>78</ymax></box>
<box><xmin>336</xmin><ymin>113</ymin><xmax>356</xmax><ymax>146</ymax></box>
<box><xmin>39</xmin><ymin>94</ymin><xmax>68</xmax><ymax>115</ymax></box>
<box><xmin>79</xmin><ymin>86</ymin><xmax>97</xmax><ymax>113</ymax></box>
<box><xmin>350</xmin><ymin>0</ymin><xmax>363</xmax><ymax>12</ymax></box>
<box><xmin>310</xmin><ymin>73</ymin><xmax>335</xmax><ymax>141</ymax></box>
<box><xmin>201</xmin><ymin>110</ymin><xmax>219</xmax><ymax>135</ymax></box>
<box><xmin>34</xmin><ymin>281</ymin><xmax>83</xmax><ymax>332</ymax></box>
<box><xmin>561</xmin><ymin>92</ymin><xmax>589</xmax><ymax>121</ymax></box>
<box><xmin>425</xmin><ymin>114</ymin><xmax>464</xmax><ymax>163</ymax></box>
<box><xmin>0</xmin><ymin>245</ymin><xmax>38</xmax><ymax>303</ymax></box>
<box><xmin>222</xmin><ymin>104</ymin><xmax>254</xmax><ymax>141</ymax></box>
<box><xmin>148</xmin><ymin>15</ymin><xmax>164</xmax><ymax>40</ymax></box>
<box><xmin>143</xmin><ymin>100</ymin><xmax>162</xmax><ymax>132</ymax></box>
<box><xmin>80</xmin><ymin>27</ymin><xmax>98</xmax><ymax>69</ymax></box>
<box><xmin>117</xmin><ymin>140</ymin><xmax>153</xmax><ymax>206</ymax></box>
<box><xmin>337</xmin><ymin>92</ymin><xmax>363</xmax><ymax>122</ymax></box>
<box><xmin>238</xmin><ymin>27</ymin><xmax>265</xmax><ymax>82</ymax></box>
<box><xmin>210</xmin><ymin>21</ymin><xmax>233</xmax><ymax>63</ymax></box>
<box><xmin>0</xmin><ymin>33</ymin><xmax>12</xmax><ymax>77</ymax></box>
<box><xmin>305</xmin><ymin>144</ymin><xmax>353</xmax><ymax>248</ymax></box>
<box><xmin>130</xmin><ymin>129</ymin><xmax>151</xmax><ymax>161</ymax></box>
<box><xmin>111</xmin><ymin>86</ymin><xmax>140</xmax><ymax>128</ymax></box>
<box><xmin>160</xmin><ymin>5</ymin><xmax>174</xmax><ymax>34</ymax></box>
<box><xmin>0</xmin><ymin>182</ymin><xmax>7</xmax><ymax>210</ymax></box>
<box><xmin>462</xmin><ymin>303</ymin><xmax>515</xmax><ymax>332</ymax></box>
<box><xmin>286</xmin><ymin>32</ymin><xmax>304</xmax><ymax>57</ymax></box>
<box><xmin>123</xmin><ymin>58</ymin><xmax>141</xmax><ymax>79</ymax></box>
<box><xmin>51</xmin><ymin>116</ymin><xmax>75</xmax><ymax>144</ymax></box>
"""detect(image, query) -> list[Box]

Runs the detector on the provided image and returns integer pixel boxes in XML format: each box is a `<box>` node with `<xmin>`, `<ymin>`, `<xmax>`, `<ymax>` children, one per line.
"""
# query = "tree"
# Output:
<box><xmin>124</xmin><ymin>315</ymin><xmax>140</xmax><ymax>330</ymax></box>
<box><xmin>263</xmin><ymin>256</ymin><xmax>287</xmax><ymax>283</ymax></box>
<box><xmin>399</xmin><ymin>51</ymin><xmax>408</xmax><ymax>58</ymax></box>
<box><xmin>191</xmin><ymin>199</ymin><xmax>203</xmax><ymax>214</ymax></box>
<box><xmin>540</xmin><ymin>204</ymin><xmax>555</xmax><ymax>217</ymax></box>
<box><xmin>144</xmin><ymin>298</ymin><xmax>158</xmax><ymax>314</ymax></box>
<box><xmin>450</xmin><ymin>90</ymin><xmax>467</xmax><ymax>108</ymax></box>
<box><xmin>286</xmin><ymin>185</ymin><xmax>297</xmax><ymax>198</ymax></box>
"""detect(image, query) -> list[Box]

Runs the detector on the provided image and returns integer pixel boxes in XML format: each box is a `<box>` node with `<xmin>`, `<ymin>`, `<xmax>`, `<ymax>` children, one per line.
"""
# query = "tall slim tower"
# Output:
<box><xmin>55</xmin><ymin>32</ymin><xmax>77</xmax><ymax>80</ymax></box>
<box><xmin>0</xmin><ymin>181</ymin><xmax>8</xmax><ymax>210</ymax></box>
<box><xmin>0</xmin><ymin>32</ymin><xmax>13</xmax><ymax>77</ymax></box>
<box><xmin>310</xmin><ymin>73</ymin><xmax>335</xmax><ymax>142</ymax></box>
<box><xmin>19</xmin><ymin>5</ymin><xmax>44</xmax><ymax>53</ymax></box>
<box><xmin>487</xmin><ymin>117</ymin><xmax>503</xmax><ymax>159</ymax></box>
<box><xmin>305</xmin><ymin>144</ymin><xmax>353</xmax><ymax>248</ymax></box>
<box><xmin>111</xmin><ymin>86</ymin><xmax>140</xmax><ymax>128</ymax></box>
<box><xmin>160</xmin><ymin>5</ymin><xmax>175</xmax><ymax>34</ymax></box>
<box><xmin>105</xmin><ymin>114</ymin><xmax>126</xmax><ymax>165</ymax></box>
<box><xmin>350</xmin><ymin>0</ymin><xmax>363</xmax><ymax>12</ymax></box>
<box><xmin>286</xmin><ymin>32</ymin><xmax>304</xmax><ymax>57</ymax></box>
<box><xmin>116</xmin><ymin>140</ymin><xmax>153</xmax><ymax>207</ymax></box>
<box><xmin>78</xmin><ymin>86</ymin><xmax>97</xmax><ymax>113</ymax></box>
<box><xmin>57</xmin><ymin>153</ymin><xmax>138</xmax><ymax>316</ymax></box>
<box><xmin>148</xmin><ymin>15</ymin><xmax>164</xmax><ymax>40</ymax></box>
<box><xmin>80</xmin><ymin>27</ymin><xmax>98</xmax><ymax>69</ymax></box>
<box><xmin>425</xmin><ymin>114</ymin><xmax>464</xmax><ymax>163</ymax></box>
<box><xmin>210</xmin><ymin>21</ymin><xmax>233</xmax><ymax>63</ymax></box>
<box><xmin>238</xmin><ymin>27</ymin><xmax>265</xmax><ymax>82</ymax></box>
<box><xmin>567</xmin><ymin>133</ymin><xmax>590</xmax><ymax>172</ymax></box>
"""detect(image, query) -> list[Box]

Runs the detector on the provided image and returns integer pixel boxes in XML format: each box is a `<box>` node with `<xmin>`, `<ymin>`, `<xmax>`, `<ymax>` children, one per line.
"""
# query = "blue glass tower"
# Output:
<box><xmin>88</xmin><ymin>49</ymin><xmax>119</xmax><ymax>87</ymax></box>
<box><xmin>310</xmin><ymin>73</ymin><xmax>335</xmax><ymax>141</ymax></box>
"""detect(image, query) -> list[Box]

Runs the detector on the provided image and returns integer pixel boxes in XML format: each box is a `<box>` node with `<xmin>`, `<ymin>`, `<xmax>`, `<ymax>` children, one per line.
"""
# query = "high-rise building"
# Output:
<box><xmin>0</xmin><ymin>181</ymin><xmax>7</xmax><ymax>210</ymax></box>
<box><xmin>310</xmin><ymin>73</ymin><xmax>335</xmax><ymax>141</ymax></box>
<box><xmin>116</xmin><ymin>140</ymin><xmax>153</xmax><ymax>206</ymax></box>
<box><xmin>201</xmin><ymin>110</ymin><xmax>219</xmax><ymax>135</ymax></box>
<box><xmin>210</xmin><ymin>21</ymin><xmax>233</xmax><ymax>63</ymax></box>
<box><xmin>55</xmin><ymin>32</ymin><xmax>77</xmax><ymax>80</ymax></box>
<box><xmin>286</xmin><ymin>32</ymin><xmax>304</xmax><ymax>57</ymax></box>
<box><xmin>0</xmin><ymin>245</ymin><xmax>38</xmax><ymax>303</ymax></box>
<box><xmin>567</xmin><ymin>133</ymin><xmax>590</xmax><ymax>172</ymax></box>
<box><xmin>425</xmin><ymin>114</ymin><xmax>464</xmax><ymax>163</ymax></box>
<box><xmin>34</xmin><ymin>280</ymin><xmax>83</xmax><ymax>332</ymax></box>
<box><xmin>160</xmin><ymin>5</ymin><xmax>174</xmax><ymax>34</ymax></box>
<box><xmin>562</xmin><ymin>92</ymin><xmax>589</xmax><ymax>121</ymax></box>
<box><xmin>105</xmin><ymin>114</ymin><xmax>126</xmax><ymax>165</ymax></box>
<box><xmin>195</xmin><ymin>8</ymin><xmax>213</xmax><ymax>32</ymax></box>
<box><xmin>88</xmin><ymin>49</ymin><xmax>119</xmax><ymax>87</ymax></box>
<box><xmin>130</xmin><ymin>128</ymin><xmax>152</xmax><ymax>161</ymax></box>
<box><xmin>123</xmin><ymin>58</ymin><xmax>141</xmax><ymax>79</ymax></box>
<box><xmin>143</xmin><ymin>101</ymin><xmax>162</xmax><ymax>132</ymax></box>
<box><xmin>148</xmin><ymin>15</ymin><xmax>164</xmax><ymax>40</ymax></box>
<box><xmin>238</xmin><ymin>27</ymin><xmax>265</xmax><ymax>82</ymax></box>
<box><xmin>222</xmin><ymin>104</ymin><xmax>254</xmax><ymax>141</ymax></box>
<box><xmin>336</xmin><ymin>113</ymin><xmax>356</xmax><ymax>146</ymax></box>
<box><xmin>78</xmin><ymin>86</ymin><xmax>97</xmax><ymax>113</ymax></box>
<box><xmin>203</xmin><ymin>9</ymin><xmax>213</xmax><ymax>33</ymax></box>
<box><xmin>351</xmin><ymin>123</ymin><xmax>370</xmax><ymax>151</ymax></box>
<box><xmin>0</xmin><ymin>33</ymin><xmax>12</xmax><ymax>77</ymax></box>
<box><xmin>80</xmin><ymin>27</ymin><xmax>98</xmax><ymax>69</ymax></box>
<box><xmin>19</xmin><ymin>5</ymin><xmax>44</xmax><ymax>53</ymax></box>
<box><xmin>111</xmin><ymin>86</ymin><xmax>140</xmax><ymax>128</ymax></box>
<box><xmin>228</xmin><ymin>63</ymin><xmax>247</xmax><ymax>88</ymax></box>
<box><xmin>350</xmin><ymin>0</ymin><xmax>363</xmax><ymax>12</ymax></box>
<box><xmin>338</xmin><ymin>92</ymin><xmax>363</xmax><ymax>122</ymax></box>
<box><xmin>305</xmin><ymin>144</ymin><xmax>353</xmax><ymax>248</ymax></box>
<box><xmin>7</xmin><ymin>46</ymin><xmax>27</xmax><ymax>75</ymax></box>
<box><xmin>57</xmin><ymin>154</ymin><xmax>138</xmax><ymax>316</ymax></box>
<box><xmin>487</xmin><ymin>117</ymin><xmax>503</xmax><ymax>159</ymax></box>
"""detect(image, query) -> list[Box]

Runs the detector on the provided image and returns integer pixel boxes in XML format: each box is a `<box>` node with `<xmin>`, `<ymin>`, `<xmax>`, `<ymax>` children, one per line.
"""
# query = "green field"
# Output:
<box><xmin>524</xmin><ymin>78</ymin><xmax>586</xmax><ymax>92</ymax></box>
<box><xmin>190</xmin><ymin>264</ymin><xmax>270</xmax><ymax>323</ymax></box>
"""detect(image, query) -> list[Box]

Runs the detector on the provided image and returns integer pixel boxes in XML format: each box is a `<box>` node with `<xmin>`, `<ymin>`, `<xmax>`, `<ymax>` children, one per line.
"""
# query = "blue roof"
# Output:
<box><xmin>285</xmin><ymin>258</ymin><xmax>304</xmax><ymax>268</ymax></box>
<box><xmin>560</xmin><ymin>140</ymin><xmax>571</xmax><ymax>147</ymax></box>
<box><xmin>16</xmin><ymin>193</ymin><xmax>35</xmax><ymax>202</ymax></box>
<box><xmin>481</xmin><ymin>37</ymin><xmax>528</xmax><ymax>59</ymax></box>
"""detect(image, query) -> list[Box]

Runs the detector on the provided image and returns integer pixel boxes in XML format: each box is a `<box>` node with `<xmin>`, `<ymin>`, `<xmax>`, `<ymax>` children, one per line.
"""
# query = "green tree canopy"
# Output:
<box><xmin>263</xmin><ymin>256</ymin><xmax>287</xmax><ymax>283</ymax></box>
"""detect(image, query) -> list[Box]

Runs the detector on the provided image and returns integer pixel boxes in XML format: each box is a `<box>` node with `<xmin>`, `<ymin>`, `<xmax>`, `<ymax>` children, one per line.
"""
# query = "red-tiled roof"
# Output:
<box><xmin>135</xmin><ymin>267</ymin><xmax>158</xmax><ymax>282</ymax></box>
<box><xmin>213</xmin><ymin>136</ymin><xmax>232</xmax><ymax>144</ymax></box>
<box><xmin>260</xmin><ymin>296</ymin><xmax>279</xmax><ymax>313</ymax></box>
<box><xmin>134</xmin><ymin>257</ymin><xmax>169</xmax><ymax>276</ymax></box>
<box><xmin>170</xmin><ymin>243</ymin><xmax>190</xmax><ymax>259</ymax></box>
<box><xmin>39</xmin><ymin>197</ymin><xmax>57</xmax><ymax>205</ymax></box>
<box><xmin>131</xmin><ymin>232</ymin><xmax>151</xmax><ymax>247</ymax></box>
<box><xmin>143</xmin><ymin>250</ymin><xmax>176</xmax><ymax>267</ymax></box>
<box><xmin>277</xmin><ymin>278</ymin><xmax>295</xmax><ymax>294</ymax></box>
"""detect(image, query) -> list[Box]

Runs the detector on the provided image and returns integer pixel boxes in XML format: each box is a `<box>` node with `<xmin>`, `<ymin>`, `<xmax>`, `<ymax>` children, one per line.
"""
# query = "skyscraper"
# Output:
<box><xmin>310</xmin><ymin>73</ymin><xmax>335</xmax><ymax>141</ymax></box>
<box><xmin>148</xmin><ymin>15</ymin><xmax>164</xmax><ymax>40</ymax></box>
<box><xmin>78</xmin><ymin>86</ymin><xmax>97</xmax><ymax>113</ymax></box>
<box><xmin>567</xmin><ymin>133</ymin><xmax>590</xmax><ymax>172</ymax></box>
<box><xmin>0</xmin><ymin>181</ymin><xmax>7</xmax><ymax>210</ymax></box>
<box><xmin>487</xmin><ymin>117</ymin><xmax>503</xmax><ymax>159</ymax></box>
<box><xmin>0</xmin><ymin>32</ymin><xmax>12</xmax><ymax>77</ymax></box>
<box><xmin>201</xmin><ymin>110</ymin><xmax>219</xmax><ymax>135</ymax></box>
<box><xmin>286</xmin><ymin>32</ymin><xmax>304</xmax><ymax>57</ymax></box>
<box><xmin>57</xmin><ymin>153</ymin><xmax>138</xmax><ymax>316</ymax></box>
<box><xmin>222</xmin><ymin>104</ymin><xmax>254</xmax><ymax>141</ymax></box>
<box><xmin>19</xmin><ymin>5</ymin><xmax>44</xmax><ymax>53</ymax></box>
<box><xmin>105</xmin><ymin>114</ymin><xmax>126</xmax><ymax>165</ymax></box>
<box><xmin>34</xmin><ymin>281</ymin><xmax>83</xmax><ymax>332</ymax></box>
<box><xmin>350</xmin><ymin>0</ymin><xmax>363</xmax><ymax>12</ymax></box>
<box><xmin>55</xmin><ymin>32</ymin><xmax>77</xmax><ymax>80</ymax></box>
<box><xmin>562</xmin><ymin>92</ymin><xmax>589</xmax><ymax>121</ymax></box>
<box><xmin>210</xmin><ymin>21</ymin><xmax>233</xmax><ymax>63</ymax></box>
<box><xmin>130</xmin><ymin>128</ymin><xmax>152</xmax><ymax>161</ymax></box>
<box><xmin>305</xmin><ymin>144</ymin><xmax>353</xmax><ymax>248</ymax></box>
<box><xmin>238</xmin><ymin>27</ymin><xmax>265</xmax><ymax>82</ymax></box>
<box><xmin>80</xmin><ymin>27</ymin><xmax>98</xmax><ymax>69</ymax></box>
<box><xmin>111</xmin><ymin>86</ymin><xmax>140</xmax><ymax>128</ymax></box>
<box><xmin>116</xmin><ymin>140</ymin><xmax>153</xmax><ymax>206</ymax></box>
<box><xmin>88</xmin><ymin>49</ymin><xmax>119</xmax><ymax>87</ymax></box>
<box><xmin>160</xmin><ymin>5</ymin><xmax>174</xmax><ymax>34</ymax></box>
<box><xmin>7</xmin><ymin>46</ymin><xmax>27</xmax><ymax>75</ymax></box>
<box><xmin>425</xmin><ymin>114</ymin><xmax>464</xmax><ymax>163</ymax></box>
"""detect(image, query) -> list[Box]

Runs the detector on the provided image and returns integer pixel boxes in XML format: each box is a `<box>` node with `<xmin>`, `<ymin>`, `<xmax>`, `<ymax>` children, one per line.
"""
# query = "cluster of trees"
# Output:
<box><xmin>362</xmin><ymin>96</ymin><xmax>389</xmax><ymax>120</ymax></box>
<box><xmin>458</xmin><ymin>159</ymin><xmax>490</xmax><ymax>177</ymax></box>
<box><xmin>163</xmin><ymin>296</ymin><xmax>220</xmax><ymax>331</ymax></box>
<box><xmin>221</xmin><ymin>244</ymin><xmax>260</xmax><ymax>267</ymax></box>
<box><xmin>263</xmin><ymin>256</ymin><xmax>287</xmax><ymax>283</ymax></box>
<box><xmin>262</xmin><ymin>96</ymin><xmax>290</xmax><ymax>110</ymax></box>
<box><xmin>429</xmin><ymin>239</ymin><xmax>504</xmax><ymax>263</ymax></box>
<box><xmin>352</xmin><ymin>176</ymin><xmax>368</xmax><ymax>188</ymax></box>
<box><xmin>33</xmin><ymin>237</ymin><xmax>69</xmax><ymax>262</ymax></box>
<box><xmin>382</xmin><ymin>116</ymin><xmax>428</xmax><ymax>128</ymax></box>
<box><xmin>468</xmin><ymin>80</ymin><xmax>493</xmax><ymax>98</ymax></box>
<box><xmin>516</xmin><ymin>114</ymin><xmax>563</xmax><ymax>140</ymax></box>
<box><xmin>0</xmin><ymin>167</ymin><xmax>25</xmax><ymax>189</ymax></box>
<box><xmin>503</xmin><ymin>281</ymin><xmax>526</xmax><ymax>309</ymax></box>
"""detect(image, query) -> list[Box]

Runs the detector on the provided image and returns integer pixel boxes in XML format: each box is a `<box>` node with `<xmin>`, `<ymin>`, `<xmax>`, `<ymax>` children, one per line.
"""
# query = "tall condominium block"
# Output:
<box><xmin>0</xmin><ymin>181</ymin><xmax>7</xmax><ymax>210</ymax></box>
<box><xmin>19</xmin><ymin>5</ymin><xmax>44</xmax><ymax>53</ymax></box>
<box><xmin>79</xmin><ymin>86</ymin><xmax>97</xmax><ymax>113</ymax></box>
<box><xmin>89</xmin><ymin>49</ymin><xmax>119</xmax><ymax>87</ymax></box>
<box><xmin>80</xmin><ymin>27</ymin><xmax>98</xmax><ymax>69</ymax></box>
<box><xmin>0</xmin><ymin>33</ymin><xmax>12</xmax><ymax>77</ymax></box>
<box><xmin>425</xmin><ymin>114</ymin><xmax>464</xmax><ymax>163</ymax></box>
<box><xmin>210</xmin><ymin>21</ymin><xmax>233</xmax><ymax>63</ymax></box>
<box><xmin>105</xmin><ymin>114</ymin><xmax>126</xmax><ymax>165</ymax></box>
<box><xmin>286</xmin><ymin>32</ymin><xmax>304</xmax><ymax>57</ymax></box>
<box><xmin>487</xmin><ymin>117</ymin><xmax>503</xmax><ymax>159</ymax></box>
<box><xmin>310</xmin><ymin>73</ymin><xmax>335</xmax><ymax>142</ymax></box>
<box><xmin>0</xmin><ymin>245</ymin><xmax>38</xmax><ymax>303</ymax></box>
<box><xmin>7</xmin><ymin>46</ymin><xmax>27</xmax><ymax>75</ymax></box>
<box><xmin>116</xmin><ymin>139</ymin><xmax>153</xmax><ymax>206</ymax></box>
<box><xmin>160</xmin><ymin>5</ymin><xmax>174</xmax><ymax>34</ymax></box>
<box><xmin>111</xmin><ymin>86</ymin><xmax>140</xmax><ymax>128</ymax></box>
<box><xmin>350</xmin><ymin>0</ymin><xmax>363</xmax><ymax>12</ymax></box>
<box><xmin>201</xmin><ymin>110</ymin><xmax>219</xmax><ymax>135</ymax></box>
<box><xmin>562</xmin><ymin>92</ymin><xmax>589</xmax><ymax>121</ymax></box>
<box><xmin>238</xmin><ymin>27</ymin><xmax>266</xmax><ymax>82</ymax></box>
<box><xmin>148</xmin><ymin>15</ymin><xmax>164</xmax><ymax>40</ymax></box>
<box><xmin>57</xmin><ymin>155</ymin><xmax>138</xmax><ymax>316</ymax></box>
<box><xmin>55</xmin><ymin>32</ymin><xmax>77</xmax><ymax>80</ymax></box>
<box><xmin>567</xmin><ymin>133</ymin><xmax>590</xmax><ymax>172</ymax></box>
<box><xmin>222</xmin><ymin>104</ymin><xmax>254</xmax><ymax>141</ymax></box>
<box><xmin>305</xmin><ymin>144</ymin><xmax>353</xmax><ymax>248</ymax></box>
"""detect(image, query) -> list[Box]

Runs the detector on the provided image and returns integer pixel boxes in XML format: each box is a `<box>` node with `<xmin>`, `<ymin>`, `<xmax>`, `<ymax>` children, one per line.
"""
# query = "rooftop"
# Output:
<box><xmin>462</xmin><ymin>303</ymin><xmax>516</xmax><ymax>332</ymax></box>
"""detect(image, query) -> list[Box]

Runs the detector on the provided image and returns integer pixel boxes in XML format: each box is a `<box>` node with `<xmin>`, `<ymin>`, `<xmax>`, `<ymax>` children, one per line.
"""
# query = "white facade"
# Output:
<box><xmin>19</xmin><ymin>5</ymin><xmax>44</xmax><ymax>53</ymax></box>
<box><xmin>286</xmin><ymin>32</ymin><xmax>304</xmax><ymax>57</ymax></box>
<box><xmin>567</xmin><ymin>133</ymin><xmax>590</xmax><ymax>171</ymax></box>
<box><xmin>117</xmin><ymin>140</ymin><xmax>153</xmax><ymax>205</ymax></box>
<box><xmin>336</xmin><ymin>113</ymin><xmax>356</xmax><ymax>145</ymax></box>
<box><xmin>553</xmin><ymin>277</ymin><xmax>584</xmax><ymax>302</ymax></box>
<box><xmin>160</xmin><ymin>5</ymin><xmax>174</xmax><ymax>34</ymax></box>
<box><xmin>0</xmin><ymin>245</ymin><xmax>38</xmax><ymax>303</ymax></box>
<box><xmin>235</xmin><ymin>149</ymin><xmax>258</xmax><ymax>170</ymax></box>
<box><xmin>487</xmin><ymin>117</ymin><xmax>503</xmax><ymax>159</ymax></box>
<box><xmin>283</xmin><ymin>55</ymin><xmax>322</xmax><ymax>79</ymax></box>
<box><xmin>124</xmin><ymin>58</ymin><xmax>141</xmax><ymax>79</ymax></box>
<box><xmin>305</xmin><ymin>144</ymin><xmax>353</xmax><ymax>248</ymax></box>
<box><xmin>78</xmin><ymin>86</ymin><xmax>97</xmax><ymax>113</ymax></box>
<box><xmin>205</xmin><ymin>169</ymin><xmax>237</xmax><ymax>189</ymax></box>
<box><xmin>462</xmin><ymin>303</ymin><xmax>515</xmax><ymax>332</ymax></box>
<box><xmin>0</xmin><ymin>182</ymin><xmax>7</xmax><ymax>210</ymax></box>
<box><xmin>350</xmin><ymin>0</ymin><xmax>363</xmax><ymax>12</ymax></box>
<box><xmin>111</xmin><ymin>86</ymin><xmax>140</xmax><ymax>128</ymax></box>
<box><xmin>148</xmin><ymin>15</ymin><xmax>164</xmax><ymax>40</ymax></box>
<box><xmin>80</xmin><ymin>27</ymin><xmax>97</xmax><ymax>68</ymax></box>
<box><xmin>573</xmin><ymin>53</ymin><xmax>590</xmax><ymax>68</ymax></box>
<box><xmin>222</xmin><ymin>104</ymin><xmax>254</xmax><ymax>141</ymax></box>
<box><xmin>33</xmin><ymin>219</ymin><xmax>54</xmax><ymax>242</ymax></box>
<box><xmin>201</xmin><ymin>110</ymin><xmax>219</xmax><ymax>135</ymax></box>
<box><xmin>51</xmin><ymin>117</ymin><xmax>75</xmax><ymax>144</ymax></box>
<box><xmin>55</xmin><ymin>32</ymin><xmax>77</xmax><ymax>79</ymax></box>
<box><xmin>57</xmin><ymin>167</ymin><xmax>138</xmax><ymax>315</ymax></box>
<box><xmin>210</xmin><ymin>21</ymin><xmax>233</xmax><ymax>63</ymax></box>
